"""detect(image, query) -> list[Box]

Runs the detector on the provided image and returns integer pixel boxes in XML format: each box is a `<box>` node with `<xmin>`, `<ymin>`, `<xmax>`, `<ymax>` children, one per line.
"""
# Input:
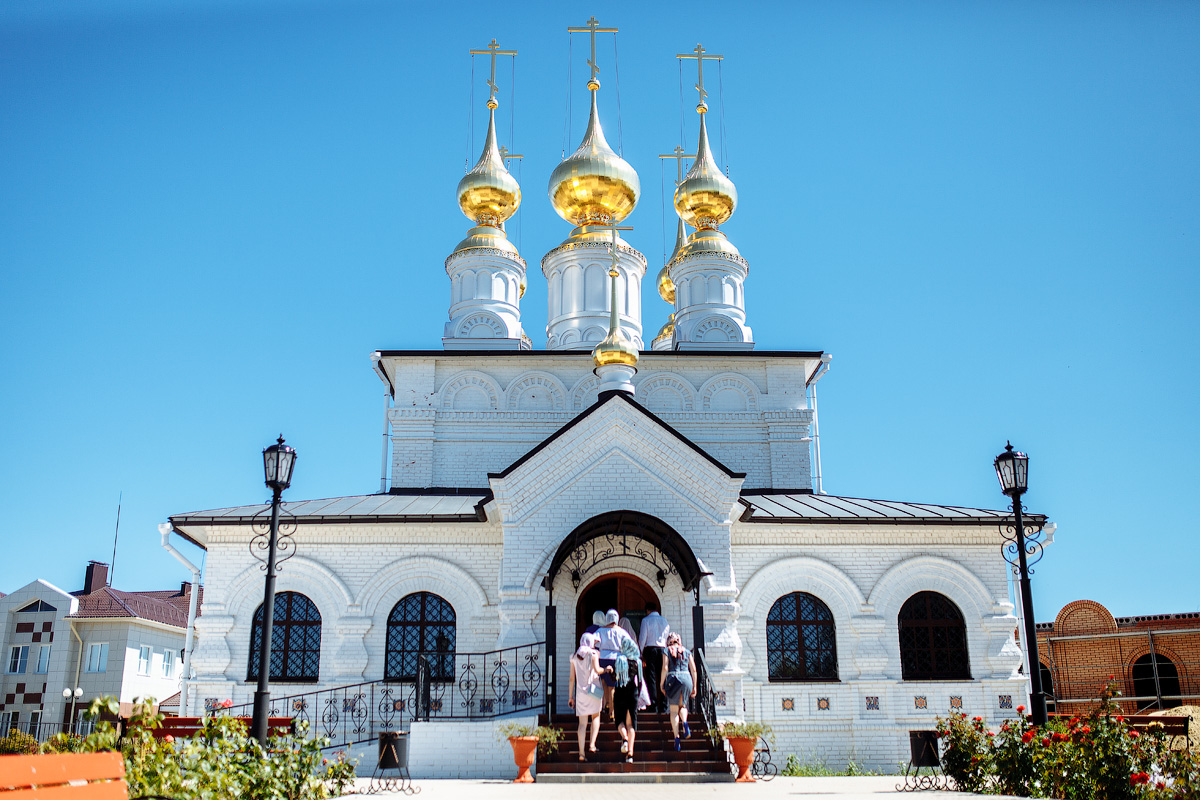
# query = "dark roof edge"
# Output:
<box><xmin>490</xmin><ymin>392</ymin><xmax>746</xmax><ymax>481</ymax></box>
<box><xmin>741</xmin><ymin>514</ymin><xmax>1049</xmax><ymax>526</ymax></box>
<box><xmin>377</xmin><ymin>349</ymin><xmax>824</xmax><ymax>359</ymax></box>
<box><xmin>170</xmin><ymin>513</ymin><xmax>486</xmax><ymax>526</ymax></box>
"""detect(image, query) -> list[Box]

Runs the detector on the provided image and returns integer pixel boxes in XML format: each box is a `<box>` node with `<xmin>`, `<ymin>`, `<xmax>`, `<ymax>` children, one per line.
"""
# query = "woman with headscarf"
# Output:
<box><xmin>567</xmin><ymin>632</ymin><xmax>609</xmax><ymax>760</ymax></box>
<box><xmin>612</xmin><ymin>634</ymin><xmax>643</xmax><ymax>763</ymax></box>
<box><xmin>596</xmin><ymin>609</ymin><xmax>634</xmax><ymax>721</ymax></box>
<box><xmin>660</xmin><ymin>632</ymin><xmax>698</xmax><ymax>751</ymax></box>
<box><xmin>585</xmin><ymin>609</ymin><xmax>605</xmax><ymax>635</ymax></box>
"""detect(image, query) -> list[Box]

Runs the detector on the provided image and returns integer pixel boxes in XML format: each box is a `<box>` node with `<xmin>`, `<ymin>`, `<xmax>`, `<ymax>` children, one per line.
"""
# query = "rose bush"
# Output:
<box><xmin>936</xmin><ymin>681</ymin><xmax>1196</xmax><ymax>799</ymax></box>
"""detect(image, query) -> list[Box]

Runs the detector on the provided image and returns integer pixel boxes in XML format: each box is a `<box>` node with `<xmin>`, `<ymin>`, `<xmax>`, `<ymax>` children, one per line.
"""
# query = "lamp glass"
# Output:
<box><xmin>63</xmin><ymin>688</ymin><xmax>71</xmax><ymax>699</ymax></box>
<box><xmin>263</xmin><ymin>436</ymin><xmax>297</xmax><ymax>491</ymax></box>
<box><xmin>994</xmin><ymin>443</ymin><xmax>1029</xmax><ymax>495</ymax></box>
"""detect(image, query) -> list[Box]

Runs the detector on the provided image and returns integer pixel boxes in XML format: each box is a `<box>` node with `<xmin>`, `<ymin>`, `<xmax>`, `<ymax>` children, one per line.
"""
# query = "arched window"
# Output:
<box><xmin>247</xmin><ymin>591</ymin><xmax>321</xmax><ymax>682</ymax></box>
<box><xmin>386</xmin><ymin>592</ymin><xmax>456</xmax><ymax>682</ymax></box>
<box><xmin>766</xmin><ymin>592</ymin><xmax>838</xmax><ymax>681</ymax></box>
<box><xmin>1132</xmin><ymin>652</ymin><xmax>1182</xmax><ymax>710</ymax></box>
<box><xmin>898</xmin><ymin>591</ymin><xmax>970</xmax><ymax>680</ymax></box>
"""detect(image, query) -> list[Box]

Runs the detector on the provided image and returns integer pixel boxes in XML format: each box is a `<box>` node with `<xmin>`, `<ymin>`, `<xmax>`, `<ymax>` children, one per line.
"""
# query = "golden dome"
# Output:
<box><xmin>457</xmin><ymin>108</ymin><xmax>521</xmax><ymax>226</ymax></box>
<box><xmin>592</xmin><ymin>325</ymin><xmax>639</xmax><ymax>367</ymax></box>
<box><xmin>549</xmin><ymin>88</ymin><xmax>640</xmax><ymax>226</ymax></box>
<box><xmin>656</xmin><ymin>264</ymin><xmax>675</xmax><ymax>305</ymax></box>
<box><xmin>674</xmin><ymin>111</ymin><xmax>737</xmax><ymax>230</ymax></box>
<box><xmin>657</xmin><ymin>313</ymin><xmax>675</xmax><ymax>340</ymax></box>
<box><xmin>676</xmin><ymin>226</ymin><xmax>743</xmax><ymax>261</ymax></box>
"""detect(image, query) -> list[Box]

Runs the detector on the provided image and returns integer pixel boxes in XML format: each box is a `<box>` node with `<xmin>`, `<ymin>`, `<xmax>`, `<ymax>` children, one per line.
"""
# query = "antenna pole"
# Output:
<box><xmin>109</xmin><ymin>492</ymin><xmax>122</xmax><ymax>587</ymax></box>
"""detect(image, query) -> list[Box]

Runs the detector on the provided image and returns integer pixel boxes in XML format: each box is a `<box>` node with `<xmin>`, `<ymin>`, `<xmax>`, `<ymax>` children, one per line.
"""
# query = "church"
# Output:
<box><xmin>167</xmin><ymin>24</ymin><xmax>1047</xmax><ymax>775</ymax></box>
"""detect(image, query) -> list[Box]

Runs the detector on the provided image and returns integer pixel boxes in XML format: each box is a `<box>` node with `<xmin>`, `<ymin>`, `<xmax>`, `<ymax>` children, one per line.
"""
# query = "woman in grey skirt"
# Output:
<box><xmin>660</xmin><ymin>632</ymin><xmax>698</xmax><ymax>751</ymax></box>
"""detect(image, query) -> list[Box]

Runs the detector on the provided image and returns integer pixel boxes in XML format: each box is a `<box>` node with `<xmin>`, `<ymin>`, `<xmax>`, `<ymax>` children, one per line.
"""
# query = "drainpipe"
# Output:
<box><xmin>371</xmin><ymin>352</ymin><xmax>394</xmax><ymax>494</ymax></box>
<box><xmin>70</xmin><ymin>621</ymin><xmax>83</xmax><ymax>732</ymax></box>
<box><xmin>807</xmin><ymin>354</ymin><xmax>833</xmax><ymax>494</ymax></box>
<box><xmin>159</xmin><ymin>523</ymin><xmax>201</xmax><ymax>714</ymax></box>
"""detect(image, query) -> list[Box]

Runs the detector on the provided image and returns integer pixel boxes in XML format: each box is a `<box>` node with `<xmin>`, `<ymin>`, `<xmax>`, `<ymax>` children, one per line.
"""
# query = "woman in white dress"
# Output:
<box><xmin>567</xmin><ymin>632</ymin><xmax>610</xmax><ymax>761</ymax></box>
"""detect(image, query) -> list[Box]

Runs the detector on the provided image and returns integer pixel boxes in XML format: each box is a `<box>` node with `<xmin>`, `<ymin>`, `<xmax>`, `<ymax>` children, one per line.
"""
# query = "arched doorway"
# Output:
<box><xmin>575</xmin><ymin>572</ymin><xmax>658</xmax><ymax>644</ymax></box>
<box><xmin>1132</xmin><ymin>652</ymin><xmax>1182</xmax><ymax>710</ymax></box>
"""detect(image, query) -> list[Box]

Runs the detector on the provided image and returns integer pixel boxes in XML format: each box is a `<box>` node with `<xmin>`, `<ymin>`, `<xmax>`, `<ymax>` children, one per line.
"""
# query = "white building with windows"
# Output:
<box><xmin>0</xmin><ymin>562</ymin><xmax>194</xmax><ymax>738</ymax></box>
<box><xmin>168</xmin><ymin>29</ymin><xmax>1049</xmax><ymax>776</ymax></box>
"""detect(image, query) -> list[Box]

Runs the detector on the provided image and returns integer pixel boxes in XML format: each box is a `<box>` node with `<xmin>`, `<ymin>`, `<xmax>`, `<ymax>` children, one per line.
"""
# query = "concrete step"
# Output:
<box><xmin>537</xmin><ymin>772</ymin><xmax>735</xmax><ymax>783</ymax></box>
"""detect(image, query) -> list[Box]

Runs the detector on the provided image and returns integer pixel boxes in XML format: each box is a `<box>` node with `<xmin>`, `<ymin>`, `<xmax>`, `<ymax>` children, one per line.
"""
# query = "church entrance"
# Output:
<box><xmin>575</xmin><ymin>572</ymin><xmax>658</xmax><ymax>644</ymax></box>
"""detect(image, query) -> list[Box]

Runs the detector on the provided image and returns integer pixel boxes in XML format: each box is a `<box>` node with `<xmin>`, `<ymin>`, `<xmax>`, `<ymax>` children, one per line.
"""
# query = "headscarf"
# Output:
<box><xmin>618</xmin><ymin>617</ymin><xmax>637</xmax><ymax>641</ymax></box>
<box><xmin>604</xmin><ymin>609</ymin><xmax>619</xmax><ymax>625</ymax></box>
<box><xmin>614</xmin><ymin>634</ymin><xmax>641</xmax><ymax>687</ymax></box>
<box><xmin>666</xmin><ymin>631</ymin><xmax>684</xmax><ymax>659</ymax></box>
<box><xmin>592</xmin><ymin>610</ymin><xmax>606</xmax><ymax>627</ymax></box>
<box><xmin>575</xmin><ymin>632</ymin><xmax>598</xmax><ymax>661</ymax></box>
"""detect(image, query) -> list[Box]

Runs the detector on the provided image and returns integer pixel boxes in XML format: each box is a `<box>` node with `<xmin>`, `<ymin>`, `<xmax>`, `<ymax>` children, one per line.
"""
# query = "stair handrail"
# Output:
<box><xmin>692</xmin><ymin>648</ymin><xmax>720</xmax><ymax>740</ymax></box>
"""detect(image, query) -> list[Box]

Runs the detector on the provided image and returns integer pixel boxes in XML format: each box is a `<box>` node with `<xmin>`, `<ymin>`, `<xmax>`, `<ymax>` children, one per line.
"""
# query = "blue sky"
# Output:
<box><xmin>1</xmin><ymin>0</ymin><xmax>1197</xmax><ymax>621</ymax></box>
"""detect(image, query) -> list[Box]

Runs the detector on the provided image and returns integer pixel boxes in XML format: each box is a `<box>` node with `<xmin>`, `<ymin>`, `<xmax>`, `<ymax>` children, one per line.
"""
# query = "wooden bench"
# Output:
<box><xmin>139</xmin><ymin>716</ymin><xmax>293</xmax><ymax>740</ymax></box>
<box><xmin>1049</xmin><ymin>712</ymin><xmax>1192</xmax><ymax>747</ymax></box>
<box><xmin>0</xmin><ymin>751</ymin><xmax>130</xmax><ymax>798</ymax></box>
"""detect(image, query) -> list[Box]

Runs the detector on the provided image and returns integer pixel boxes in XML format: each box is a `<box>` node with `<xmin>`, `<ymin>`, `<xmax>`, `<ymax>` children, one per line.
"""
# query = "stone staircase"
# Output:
<box><xmin>536</xmin><ymin>712</ymin><xmax>732</xmax><ymax>782</ymax></box>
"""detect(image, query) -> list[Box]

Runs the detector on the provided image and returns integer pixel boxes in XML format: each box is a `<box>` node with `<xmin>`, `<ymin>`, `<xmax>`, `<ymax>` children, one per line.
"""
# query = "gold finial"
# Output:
<box><xmin>676</xmin><ymin>43</ymin><xmax>723</xmax><ymax>114</ymax></box>
<box><xmin>592</xmin><ymin>224</ymin><xmax>639</xmax><ymax>368</ymax></box>
<box><xmin>469</xmin><ymin>39</ymin><xmax>517</xmax><ymax>111</ymax></box>
<box><xmin>656</xmin><ymin>147</ymin><xmax>696</xmax><ymax>302</ymax></box>
<box><xmin>673</xmin><ymin>45</ymin><xmax>736</xmax><ymax>231</ymax></box>
<box><xmin>548</xmin><ymin>25</ymin><xmax>639</xmax><ymax>228</ymax></box>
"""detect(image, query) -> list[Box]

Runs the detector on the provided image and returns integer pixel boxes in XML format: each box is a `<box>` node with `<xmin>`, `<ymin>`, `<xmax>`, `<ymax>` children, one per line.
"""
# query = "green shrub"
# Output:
<box><xmin>67</xmin><ymin>696</ymin><xmax>357</xmax><ymax>800</ymax></box>
<box><xmin>495</xmin><ymin>722</ymin><xmax>563</xmax><ymax>755</ymax></box>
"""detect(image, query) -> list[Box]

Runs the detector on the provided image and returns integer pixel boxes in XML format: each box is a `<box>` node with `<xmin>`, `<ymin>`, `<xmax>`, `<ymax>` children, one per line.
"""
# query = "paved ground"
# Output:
<box><xmin>343</xmin><ymin>776</ymin><xmax>995</xmax><ymax>799</ymax></box>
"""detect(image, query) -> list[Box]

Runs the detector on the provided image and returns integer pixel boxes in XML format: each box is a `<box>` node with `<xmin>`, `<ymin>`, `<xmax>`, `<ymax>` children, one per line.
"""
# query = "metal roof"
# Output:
<box><xmin>169</xmin><ymin>492</ymin><xmax>489</xmax><ymax>526</ymax></box>
<box><xmin>739</xmin><ymin>492</ymin><xmax>1046</xmax><ymax>525</ymax></box>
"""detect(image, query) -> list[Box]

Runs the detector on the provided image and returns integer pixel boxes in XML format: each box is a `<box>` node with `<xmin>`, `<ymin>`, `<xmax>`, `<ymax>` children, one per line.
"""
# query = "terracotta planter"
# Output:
<box><xmin>727</xmin><ymin>736</ymin><xmax>758</xmax><ymax>783</ymax></box>
<box><xmin>507</xmin><ymin>736</ymin><xmax>538</xmax><ymax>783</ymax></box>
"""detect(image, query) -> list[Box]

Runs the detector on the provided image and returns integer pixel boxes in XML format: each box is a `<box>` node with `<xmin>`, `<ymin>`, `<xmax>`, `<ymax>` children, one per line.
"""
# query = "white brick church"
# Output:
<box><xmin>168</xmin><ymin>30</ymin><xmax>1046</xmax><ymax>772</ymax></box>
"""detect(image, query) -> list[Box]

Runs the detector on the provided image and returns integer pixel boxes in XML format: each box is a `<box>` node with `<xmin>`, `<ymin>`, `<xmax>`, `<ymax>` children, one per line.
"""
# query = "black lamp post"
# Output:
<box><xmin>251</xmin><ymin>435</ymin><xmax>297</xmax><ymax>745</ymax></box>
<box><xmin>994</xmin><ymin>442</ymin><xmax>1047</xmax><ymax>726</ymax></box>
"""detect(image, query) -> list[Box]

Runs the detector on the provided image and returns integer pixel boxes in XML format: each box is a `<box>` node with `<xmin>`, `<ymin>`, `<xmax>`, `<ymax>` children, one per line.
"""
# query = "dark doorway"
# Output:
<box><xmin>576</xmin><ymin>573</ymin><xmax>658</xmax><ymax>644</ymax></box>
<box><xmin>1039</xmin><ymin>664</ymin><xmax>1056</xmax><ymax>713</ymax></box>
<box><xmin>1132</xmin><ymin>652</ymin><xmax>1182</xmax><ymax>710</ymax></box>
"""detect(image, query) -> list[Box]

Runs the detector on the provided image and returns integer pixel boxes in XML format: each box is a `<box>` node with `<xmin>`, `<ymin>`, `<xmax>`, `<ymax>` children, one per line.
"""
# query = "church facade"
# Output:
<box><xmin>170</xmin><ymin>29</ymin><xmax>1045</xmax><ymax>772</ymax></box>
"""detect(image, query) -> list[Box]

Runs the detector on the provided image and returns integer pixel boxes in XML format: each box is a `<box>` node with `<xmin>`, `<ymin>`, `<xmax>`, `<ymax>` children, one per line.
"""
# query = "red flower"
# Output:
<box><xmin>973</xmin><ymin>716</ymin><xmax>983</xmax><ymax>722</ymax></box>
<box><xmin>1041</xmin><ymin>738</ymin><xmax>1050</xmax><ymax>747</ymax></box>
<box><xmin>986</xmin><ymin>732</ymin><xmax>994</xmax><ymax>737</ymax></box>
<box><xmin>221</xmin><ymin>699</ymin><xmax>234</xmax><ymax>709</ymax></box>
<box><xmin>1129</xmin><ymin>730</ymin><xmax>1140</xmax><ymax>739</ymax></box>
<box><xmin>1069</xmin><ymin>717</ymin><xmax>1079</xmax><ymax>728</ymax></box>
<box><xmin>1130</xmin><ymin>772</ymin><xmax>1150</xmax><ymax>786</ymax></box>
<box><xmin>1116</xmin><ymin>715</ymin><xmax>1125</xmax><ymax>723</ymax></box>
<box><xmin>1017</xmin><ymin>705</ymin><xmax>1026</xmax><ymax>713</ymax></box>
<box><xmin>1021</xmin><ymin>731</ymin><xmax>1034</xmax><ymax>744</ymax></box>
<box><xmin>164</xmin><ymin>735</ymin><xmax>174</xmax><ymax>743</ymax></box>
<box><xmin>1108</xmin><ymin>674</ymin><xmax>1115</xmax><ymax>681</ymax></box>
<box><xmin>1081</xmin><ymin>726</ymin><xmax>1091</xmax><ymax>735</ymax></box>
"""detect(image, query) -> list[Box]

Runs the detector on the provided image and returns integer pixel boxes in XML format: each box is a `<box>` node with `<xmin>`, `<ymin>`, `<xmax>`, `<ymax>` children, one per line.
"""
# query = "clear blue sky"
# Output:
<box><xmin>1</xmin><ymin>0</ymin><xmax>1197</xmax><ymax>622</ymax></box>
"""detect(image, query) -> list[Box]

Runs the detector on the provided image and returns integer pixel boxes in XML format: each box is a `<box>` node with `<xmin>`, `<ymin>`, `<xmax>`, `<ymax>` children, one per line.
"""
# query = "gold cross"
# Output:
<box><xmin>498</xmin><ymin>146</ymin><xmax>523</xmax><ymax>165</ymax></box>
<box><xmin>468</xmin><ymin>38</ymin><xmax>517</xmax><ymax>109</ymax></box>
<box><xmin>568</xmin><ymin>16</ymin><xmax>618</xmax><ymax>88</ymax></box>
<box><xmin>676</xmin><ymin>43</ymin><xmax>723</xmax><ymax>110</ymax></box>
<box><xmin>590</xmin><ymin>223</ymin><xmax>634</xmax><ymax>275</ymax></box>
<box><xmin>659</xmin><ymin>146</ymin><xmax>697</xmax><ymax>186</ymax></box>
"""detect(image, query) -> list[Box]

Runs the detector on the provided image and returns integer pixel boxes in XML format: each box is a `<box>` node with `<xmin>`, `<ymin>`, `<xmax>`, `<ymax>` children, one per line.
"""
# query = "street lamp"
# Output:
<box><xmin>62</xmin><ymin>687</ymin><xmax>83</xmax><ymax>734</ymax></box>
<box><xmin>251</xmin><ymin>435</ymin><xmax>297</xmax><ymax>745</ymax></box>
<box><xmin>994</xmin><ymin>442</ymin><xmax>1047</xmax><ymax>726</ymax></box>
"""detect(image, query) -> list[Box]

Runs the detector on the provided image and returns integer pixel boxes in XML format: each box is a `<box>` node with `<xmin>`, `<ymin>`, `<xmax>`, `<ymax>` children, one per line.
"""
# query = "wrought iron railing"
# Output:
<box><xmin>692</xmin><ymin>648</ymin><xmax>720</xmax><ymax>741</ymax></box>
<box><xmin>222</xmin><ymin>642</ymin><xmax>544</xmax><ymax>750</ymax></box>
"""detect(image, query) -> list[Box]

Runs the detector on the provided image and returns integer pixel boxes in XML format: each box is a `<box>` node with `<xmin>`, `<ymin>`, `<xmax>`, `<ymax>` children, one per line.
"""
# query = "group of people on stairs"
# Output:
<box><xmin>567</xmin><ymin>601</ymin><xmax>699</xmax><ymax>763</ymax></box>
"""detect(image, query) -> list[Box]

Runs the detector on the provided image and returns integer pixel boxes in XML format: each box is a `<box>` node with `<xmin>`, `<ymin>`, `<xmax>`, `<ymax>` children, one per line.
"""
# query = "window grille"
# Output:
<box><xmin>386</xmin><ymin>592</ymin><xmax>456</xmax><ymax>681</ymax></box>
<box><xmin>766</xmin><ymin>592</ymin><xmax>838</xmax><ymax>681</ymax></box>
<box><xmin>898</xmin><ymin>591</ymin><xmax>971</xmax><ymax>680</ymax></box>
<box><xmin>247</xmin><ymin>591</ymin><xmax>322</xmax><ymax>682</ymax></box>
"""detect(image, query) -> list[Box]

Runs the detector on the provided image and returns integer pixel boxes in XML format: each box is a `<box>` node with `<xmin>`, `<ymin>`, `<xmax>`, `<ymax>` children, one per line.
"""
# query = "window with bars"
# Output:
<box><xmin>898</xmin><ymin>591</ymin><xmax>971</xmax><ymax>680</ymax></box>
<box><xmin>766</xmin><ymin>592</ymin><xmax>838</xmax><ymax>681</ymax></box>
<box><xmin>385</xmin><ymin>592</ymin><xmax>456</xmax><ymax>682</ymax></box>
<box><xmin>247</xmin><ymin>591</ymin><xmax>322</xmax><ymax>683</ymax></box>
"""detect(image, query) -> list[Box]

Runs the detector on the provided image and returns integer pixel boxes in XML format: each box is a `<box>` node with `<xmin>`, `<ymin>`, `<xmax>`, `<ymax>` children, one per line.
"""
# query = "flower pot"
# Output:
<box><xmin>726</xmin><ymin>735</ymin><xmax>758</xmax><ymax>783</ymax></box>
<box><xmin>508</xmin><ymin>735</ymin><xmax>538</xmax><ymax>783</ymax></box>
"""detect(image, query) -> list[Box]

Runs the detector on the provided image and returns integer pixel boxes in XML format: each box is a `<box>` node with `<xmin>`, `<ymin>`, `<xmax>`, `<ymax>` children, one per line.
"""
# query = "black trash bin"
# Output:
<box><xmin>378</xmin><ymin>731</ymin><xmax>409</xmax><ymax>770</ymax></box>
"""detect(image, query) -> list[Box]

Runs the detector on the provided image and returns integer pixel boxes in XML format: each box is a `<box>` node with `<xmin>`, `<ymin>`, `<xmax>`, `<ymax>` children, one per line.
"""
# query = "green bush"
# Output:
<box><xmin>495</xmin><ymin>722</ymin><xmax>564</xmax><ymax>755</ymax></box>
<box><xmin>61</xmin><ymin>696</ymin><xmax>357</xmax><ymax>800</ymax></box>
<box><xmin>936</xmin><ymin>681</ymin><xmax>1195</xmax><ymax>799</ymax></box>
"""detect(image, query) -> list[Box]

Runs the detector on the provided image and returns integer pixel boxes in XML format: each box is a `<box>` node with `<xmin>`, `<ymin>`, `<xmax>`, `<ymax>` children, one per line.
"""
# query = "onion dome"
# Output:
<box><xmin>451</xmin><ymin>224</ymin><xmax>521</xmax><ymax>258</ymax></box>
<box><xmin>457</xmin><ymin>107</ymin><xmax>521</xmax><ymax>229</ymax></box>
<box><xmin>656</xmin><ymin>218</ymin><xmax>686</xmax><ymax>303</ymax></box>
<box><xmin>549</xmin><ymin>86</ymin><xmax>640</xmax><ymax>226</ymax></box>
<box><xmin>593</xmin><ymin>324</ymin><xmax>639</xmax><ymax>367</ymax></box>
<box><xmin>675</xmin><ymin>226</ymin><xmax>742</xmax><ymax>261</ymax></box>
<box><xmin>652</xmin><ymin>313</ymin><xmax>675</xmax><ymax>346</ymax></box>
<box><xmin>673</xmin><ymin>111</ymin><xmax>737</xmax><ymax>230</ymax></box>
